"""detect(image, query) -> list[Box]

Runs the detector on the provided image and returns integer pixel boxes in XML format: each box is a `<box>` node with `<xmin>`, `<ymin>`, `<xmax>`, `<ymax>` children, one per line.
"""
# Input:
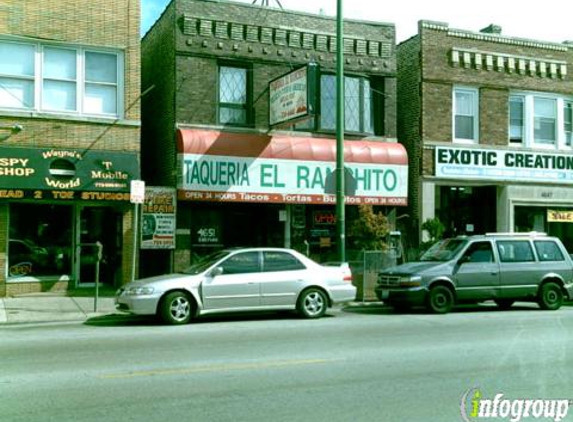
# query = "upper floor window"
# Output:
<box><xmin>565</xmin><ymin>101</ymin><xmax>573</xmax><ymax>147</ymax></box>
<box><xmin>453</xmin><ymin>87</ymin><xmax>478</xmax><ymax>143</ymax></box>
<box><xmin>534</xmin><ymin>97</ymin><xmax>556</xmax><ymax>145</ymax></box>
<box><xmin>320</xmin><ymin>74</ymin><xmax>373</xmax><ymax>134</ymax></box>
<box><xmin>0</xmin><ymin>40</ymin><xmax>121</xmax><ymax>118</ymax></box>
<box><xmin>294</xmin><ymin>73</ymin><xmax>379</xmax><ymax>135</ymax></box>
<box><xmin>507</xmin><ymin>92</ymin><xmax>572</xmax><ymax>149</ymax></box>
<box><xmin>218</xmin><ymin>65</ymin><xmax>250</xmax><ymax>126</ymax></box>
<box><xmin>509</xmin><ymin>95</ymin><xmax>524</xmax><ymax>144</ymax></box>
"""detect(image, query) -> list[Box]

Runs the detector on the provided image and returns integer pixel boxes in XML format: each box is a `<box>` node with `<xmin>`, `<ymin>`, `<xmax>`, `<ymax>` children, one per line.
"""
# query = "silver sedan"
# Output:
<box><xmin>116</xmin><ymin>247</ymin><xmax>356</xmax><ymax>324</ymax></box>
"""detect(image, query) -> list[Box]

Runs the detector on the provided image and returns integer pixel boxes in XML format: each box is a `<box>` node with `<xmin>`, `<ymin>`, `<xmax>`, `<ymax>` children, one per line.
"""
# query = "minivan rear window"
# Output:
<box><xmin>534</xmin><ymin>240</ymin><xmax>565</xmax><ymax>261</ymax></box>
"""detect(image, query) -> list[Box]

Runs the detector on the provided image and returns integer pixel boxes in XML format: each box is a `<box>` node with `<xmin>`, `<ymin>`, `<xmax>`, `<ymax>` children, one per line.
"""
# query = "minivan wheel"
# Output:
<box><xmin>159</xmin><ymin>292</ymin><xmax>193</xmax><ymax>325</ymax></box>
<box><xmin>427</xmin><ymin>285</ymin><xmax>454</xmax><ymax>314</ymax></box>
<box><xmin>297</xmin><ymin>288</ymin><xmax>327</xmax><ymax>318</ymax></box>
<box><xmin>494</xmin><ymin>299</ymin><xmax>515</xmax><ymax>310</ymax></box>
<box><xmin>538</xmin><ymin>282</ymin><xmax>564</xmax><ymax>311</ymax></box>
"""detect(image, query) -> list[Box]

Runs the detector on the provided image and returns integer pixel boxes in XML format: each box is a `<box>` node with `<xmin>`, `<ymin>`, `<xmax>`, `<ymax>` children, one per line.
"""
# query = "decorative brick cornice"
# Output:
<box><xmin>451</xmin><ymin>47</ymin><xmax>567</xmax><ymax>79</ymax></box>
<box><xmin>182</xmin><ymin>13</ymin><xmax>393</xmax><ymax>59</ymax></box>
<box><xmin>421</xmin><ymin>20</ymin><xmax>569</xmax><ymax>52</ymax></box>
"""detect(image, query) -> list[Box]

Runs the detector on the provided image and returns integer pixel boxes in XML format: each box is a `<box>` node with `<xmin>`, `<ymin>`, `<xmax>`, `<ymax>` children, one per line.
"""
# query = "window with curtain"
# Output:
<box><xmin>509</xmin><ymin>95</ymin><xmax>524</xmax><ymax>144</ymax></box>
<box><xmin>564</xmin><ymin>101</ymin><xmax>572</xmax><ymax>146</ymax></box>
<box><xmin>533</xmin><ymin>97</ymin><xmax>557</xmax><ymax>145</ymax></box>
<box><xmin>453</xmin><ymin>87</ymin><xmax>478</xmax><ymax>142</ymax></box>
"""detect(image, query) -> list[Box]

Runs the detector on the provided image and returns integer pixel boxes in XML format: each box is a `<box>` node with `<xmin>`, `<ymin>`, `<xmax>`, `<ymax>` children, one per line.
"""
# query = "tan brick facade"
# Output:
<box><xmin>398</xmin><ymin>20</ymin><xmax>573</xmax><ymax>246</ymax></box>
<box><xmin>0</xmin><ymin>1</ymin><xmax>140</xmax><ymax>296</ymax></box>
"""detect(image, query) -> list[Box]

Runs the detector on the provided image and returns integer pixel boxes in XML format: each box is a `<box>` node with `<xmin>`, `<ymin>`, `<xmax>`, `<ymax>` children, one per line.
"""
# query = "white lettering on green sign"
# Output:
<box><xmin>184</xmin><ymin>159</ymin><xmax>250</xmax><ymax>187</ymax></box>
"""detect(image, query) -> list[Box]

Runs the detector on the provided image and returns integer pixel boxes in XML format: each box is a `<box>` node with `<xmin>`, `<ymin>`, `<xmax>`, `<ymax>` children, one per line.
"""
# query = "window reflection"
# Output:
<box><xmin>8</xmin><ymin>204</ymin><xmax>73</xmax><ymax>278</ymax></box>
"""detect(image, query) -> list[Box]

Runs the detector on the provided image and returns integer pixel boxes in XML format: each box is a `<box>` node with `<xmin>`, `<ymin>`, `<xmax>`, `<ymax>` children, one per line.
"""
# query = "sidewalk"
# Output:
<box><xmin>0</xmin><ymin>291</ymin><xmax>120</xmax><ymax>325</ymax></box>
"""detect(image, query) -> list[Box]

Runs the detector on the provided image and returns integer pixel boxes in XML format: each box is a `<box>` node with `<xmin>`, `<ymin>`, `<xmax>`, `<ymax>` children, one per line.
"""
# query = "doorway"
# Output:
<box><xmin>77</xmin><ymin>207</ymin><xmax>122</xmax><ymax>287</ymax></box>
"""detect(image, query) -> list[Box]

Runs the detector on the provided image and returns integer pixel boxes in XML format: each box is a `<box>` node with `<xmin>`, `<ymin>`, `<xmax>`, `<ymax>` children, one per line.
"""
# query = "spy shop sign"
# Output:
<box><xmin>436</xmin><ymin>146</ymin><xmax>573</xmax><ymax>183</ymax></box>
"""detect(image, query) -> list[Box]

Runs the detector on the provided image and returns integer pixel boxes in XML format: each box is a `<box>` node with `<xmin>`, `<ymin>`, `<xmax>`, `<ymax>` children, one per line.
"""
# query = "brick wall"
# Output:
<box><xmin>141</xmin><ymin>2</ymin><xmax>177</xmax><ymax>185</ymax></box>
<box><xmin>0</xmin><ymin>1</ymin><xmax>140</xmax><ymax>295</ymax></box>
<box><xmin>397</xmin><ymin>36</ymin><xmax>421</xmax><ymax>238</ymax></box>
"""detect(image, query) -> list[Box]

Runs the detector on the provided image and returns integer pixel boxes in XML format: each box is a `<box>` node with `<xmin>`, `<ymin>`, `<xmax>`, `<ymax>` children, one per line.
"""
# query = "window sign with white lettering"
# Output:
<box><xmin>435</xmin><ymin>146</ymin><xmax>573</xmax><ymax>183</ymax></box>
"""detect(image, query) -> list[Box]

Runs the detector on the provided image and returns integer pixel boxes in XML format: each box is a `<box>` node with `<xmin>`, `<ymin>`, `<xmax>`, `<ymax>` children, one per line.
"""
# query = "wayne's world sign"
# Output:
<box><xmin>435</xmin><ymin>146</ymin><xmax>573</xmax><ymax>183</ymax></box>
<box><xmin>178</xmin><ymin>153</ymin><xmax>408</xmax><ymax>206</ymax></box>
<box><xmin>0</xmin><ymin>146</ymin><xmax>140</xmax><ymax>192</ymax></box>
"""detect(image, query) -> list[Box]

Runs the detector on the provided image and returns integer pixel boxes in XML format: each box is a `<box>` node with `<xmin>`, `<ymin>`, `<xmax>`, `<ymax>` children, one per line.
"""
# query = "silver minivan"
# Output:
<box><xmin>375</xmin><ymin>232</ymin><xmax>573</xmax><ymax>313</ymax></box>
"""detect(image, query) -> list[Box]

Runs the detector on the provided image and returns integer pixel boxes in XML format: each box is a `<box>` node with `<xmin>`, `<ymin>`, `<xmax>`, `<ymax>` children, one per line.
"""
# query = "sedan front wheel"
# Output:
<box><xmin>297</xmin><ymin>288</ymin><xmax>327</xmax><ymax>318</ymax></box>
<box><xmin>159</xmin><ymin>291</ymin><xmax>193</xmax><ymax>325</ymax></box>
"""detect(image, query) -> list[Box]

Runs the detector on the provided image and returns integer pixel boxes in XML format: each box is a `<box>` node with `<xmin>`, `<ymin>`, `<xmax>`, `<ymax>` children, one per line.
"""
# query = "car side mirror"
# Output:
<box><xmin>209</xmin><ymin>266</ymin><xmax>223</xmax><ymax>278</ymax></box>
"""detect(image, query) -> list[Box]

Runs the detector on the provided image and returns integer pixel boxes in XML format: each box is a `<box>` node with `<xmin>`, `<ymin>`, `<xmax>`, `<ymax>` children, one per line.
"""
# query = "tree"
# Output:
<box><xmin>350</xmin><ymin>205</ymin><xmax>390</xmax><ymax>251</ymax></box>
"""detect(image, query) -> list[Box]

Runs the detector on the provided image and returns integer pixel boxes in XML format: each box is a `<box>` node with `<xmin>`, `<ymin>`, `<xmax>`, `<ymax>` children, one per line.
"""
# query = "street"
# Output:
<box><xmin>1</xmin><ymin>303</ymin><xmax>572</xmax><ymax>422</ymax></box>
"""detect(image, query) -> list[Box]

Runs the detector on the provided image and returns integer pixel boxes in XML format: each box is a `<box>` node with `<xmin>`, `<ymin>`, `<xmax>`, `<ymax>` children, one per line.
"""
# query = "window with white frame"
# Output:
<box><xmin>534</xmin><ymin>97</ymin><xmax>557</xmax><ymax>145</ymax></box>
<box><xmin>0</xmin><ymin>40</ymin><xmax>121</xmax><ymax>118</ymax></box>
<box><xmin>453</xmin><ymin>87</ymin><xmax>478</xmax><ymax>142</ymax></box>
<box><xmin>507</xmin><ymin>92</ymin><xmax>572</xmax><ymax>149</ymax></box>
<box><xmin>565</xmin><ymin>101</ymin><xmax>573</xmax><ymax>147</ymax></box>
<box><xmin>509</xmin><ymin>95</ymin><xmax>524</xmax><ymax>144</ymax></box>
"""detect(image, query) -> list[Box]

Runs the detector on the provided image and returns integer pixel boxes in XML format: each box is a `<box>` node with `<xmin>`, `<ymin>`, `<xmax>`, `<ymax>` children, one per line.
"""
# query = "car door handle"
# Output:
<box><xmin>490</xmin><ymin>271</ymin><xmax>498</xmax><ymax>276</ymax></box>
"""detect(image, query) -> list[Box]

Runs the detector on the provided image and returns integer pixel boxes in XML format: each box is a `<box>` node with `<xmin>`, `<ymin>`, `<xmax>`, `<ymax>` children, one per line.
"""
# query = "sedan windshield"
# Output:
<box><xmin>420</xmin><ymin>238</ymin><xmax>467</xmax><ymax>262</ymax></box>
<box><xmin>181</xmin><ymin>250</ymin><xmax>230</xmax><ymax>275</ymax></box>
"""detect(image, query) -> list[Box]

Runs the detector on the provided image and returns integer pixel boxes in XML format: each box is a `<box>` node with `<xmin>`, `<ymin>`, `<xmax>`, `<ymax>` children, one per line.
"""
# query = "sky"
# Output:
<box><xmin>141</xmin><ymin>0</ymin><xmax>573</xmax><ymax>44</ymax></box>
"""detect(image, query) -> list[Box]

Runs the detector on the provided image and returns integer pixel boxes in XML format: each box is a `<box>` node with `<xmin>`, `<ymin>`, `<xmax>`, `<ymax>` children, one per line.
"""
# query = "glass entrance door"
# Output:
<box><xmin>77</xmin><ymin>207</ymin><xmax>122</xmax><ymax>287</ymax></box>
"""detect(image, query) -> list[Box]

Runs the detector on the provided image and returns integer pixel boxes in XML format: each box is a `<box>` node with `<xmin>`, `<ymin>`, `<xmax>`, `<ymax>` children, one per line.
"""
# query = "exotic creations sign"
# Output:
<box><xmin>436</xmin><ymin>146</ymin><xmax>573</xmax><ymax>183</ymax></box>
<box><xmin>269</xmin><ymin>64</ymin><xmax>318</xmax><ymax>127</ymax></box>
<box><xmin>141</xmin><ymin>187</ymin><xmax>176</xmax><ymax>249</ymax></box>
<box><xmin>0</xmin><ymin>146</ymin><xmax>139</xmax><ymax>201</ymax></box>
<box><xmin>178</xmin><ymin>154</ymin><xmax>407</xmax><ymax>206</ymax></box>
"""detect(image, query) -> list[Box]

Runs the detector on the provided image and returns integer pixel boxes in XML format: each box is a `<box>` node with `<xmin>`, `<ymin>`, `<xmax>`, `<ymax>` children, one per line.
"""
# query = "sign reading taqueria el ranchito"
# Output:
<box><xmin>0</xmin><ymin>146</ymin><xmax>139</xmax><ymax>193</ymax></box>
<box><xmin>435</xmin><ymin>146</ymin><xmax>573</xmax><ymax>183</ymax></box>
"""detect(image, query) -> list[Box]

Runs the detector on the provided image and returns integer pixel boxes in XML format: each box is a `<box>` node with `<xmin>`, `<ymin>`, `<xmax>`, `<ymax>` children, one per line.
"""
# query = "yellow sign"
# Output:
<box><xmin>547</xmin><ymin>209</ymin><xmax>573</xmax><ymax>223</ymax></box>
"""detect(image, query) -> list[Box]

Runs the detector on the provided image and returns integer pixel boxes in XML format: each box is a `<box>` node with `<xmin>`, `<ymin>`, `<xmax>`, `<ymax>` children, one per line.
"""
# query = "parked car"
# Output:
<box><xmin>375</xmin><ymin>232</ymin><xmax>573</xmax><ymax>313</ymax></box>
<box><xmin>116</xmin><ymin>247</ymin><xmax>356</xmax><ymax>324</ymax></box>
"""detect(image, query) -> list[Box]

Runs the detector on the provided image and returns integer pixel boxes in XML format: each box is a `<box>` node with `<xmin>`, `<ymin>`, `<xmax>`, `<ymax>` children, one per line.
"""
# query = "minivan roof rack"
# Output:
<box><xmin>484</xmin><ymin>231</ymin><xmax>547</xmax><ymax>236</ymax></box>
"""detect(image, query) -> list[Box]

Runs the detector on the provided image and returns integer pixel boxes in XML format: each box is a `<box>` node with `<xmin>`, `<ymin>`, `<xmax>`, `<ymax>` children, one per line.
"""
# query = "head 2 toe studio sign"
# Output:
<box><xmin>0</xmin><ymin>146</ymin><xmax>139</xmax><ymax>200</ymax></box>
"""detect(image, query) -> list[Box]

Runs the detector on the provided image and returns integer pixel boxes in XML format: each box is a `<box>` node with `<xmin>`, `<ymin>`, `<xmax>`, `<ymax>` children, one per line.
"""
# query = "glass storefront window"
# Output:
<box><xmin>8</xmin><ymin>204</ymin><xmax>73</xmax><ymax>278</ymax></box>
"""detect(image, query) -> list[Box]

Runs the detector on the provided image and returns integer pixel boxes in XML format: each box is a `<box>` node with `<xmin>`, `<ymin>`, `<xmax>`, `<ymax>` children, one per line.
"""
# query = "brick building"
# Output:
<box><xmin>141</xmin><ymin>0</ymin><xmax>408</xmax><ymax>274</ymax></box>
<box><xmin>0</xmin><ymin>1</ymin><xmax>141</xmax><ymax>296</ymax></box>
<box><xmin>398</xmin><ymin>21</ymin><xmax>573</xmax><ymax>250</ymax></box>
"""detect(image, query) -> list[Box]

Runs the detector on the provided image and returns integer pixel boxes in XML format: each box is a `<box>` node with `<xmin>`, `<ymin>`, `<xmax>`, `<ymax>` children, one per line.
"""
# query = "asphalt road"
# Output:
<box><xmin>1</xmin><ymin>303</ymin><xmax>573</xmax><ymax>422</ymax></box>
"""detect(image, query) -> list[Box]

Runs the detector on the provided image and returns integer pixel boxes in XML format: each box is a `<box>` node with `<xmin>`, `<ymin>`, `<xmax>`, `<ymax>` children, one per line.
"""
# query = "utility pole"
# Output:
<box><xmin>336</xmin><ymin>0</ymin><xmax>346</xmax><ymax>262</ymax></box>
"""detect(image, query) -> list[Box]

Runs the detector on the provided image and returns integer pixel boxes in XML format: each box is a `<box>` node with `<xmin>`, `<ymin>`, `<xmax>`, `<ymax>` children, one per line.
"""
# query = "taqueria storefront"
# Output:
<box><xmin>0</xmin><ymin>146</ymin><xmax>139</xmax><ymax>297</ymax></box>
<box><xmin>173</xmin><ymin>128</ymin><xmax>408</xmax><ymax>267</ymax></box>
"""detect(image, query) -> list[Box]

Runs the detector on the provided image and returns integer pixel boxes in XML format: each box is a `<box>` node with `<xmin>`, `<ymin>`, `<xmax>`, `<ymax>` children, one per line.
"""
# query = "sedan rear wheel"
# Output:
<box><xmin>297</xmin><ymin>288</ymin><xmax>327</xmax><ymax>318</ymax></box>
<box><xmin>160</xmin><ymin>292</ymin><xmax>193</xmax><ymax>325</ymax></box>
<box><xmin>538</xmin><ymin>282</ymin><xmax>563</xmax><ymax>311</ymax></box>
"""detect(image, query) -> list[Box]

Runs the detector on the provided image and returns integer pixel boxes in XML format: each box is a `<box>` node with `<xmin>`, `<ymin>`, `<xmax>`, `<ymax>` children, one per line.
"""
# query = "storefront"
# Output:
<box><xmin>173</xmin><ymin>128</ymin><xmax>408</xmax><ymax>266</ymax></box>
<box><xmin>425</xmin><ymin>145</ymin><xmax>573</xmax><ymax>250</ymax></box>
<box><xmin>0</xmin><ymin>146</ymin><xmax>140</xmax><ymax>296</ymax></box>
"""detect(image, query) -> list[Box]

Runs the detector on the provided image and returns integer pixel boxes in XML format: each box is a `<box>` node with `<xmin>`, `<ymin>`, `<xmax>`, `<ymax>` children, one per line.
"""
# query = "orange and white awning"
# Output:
<box><xmin>176</xmin><ymin>128</ymin><xmax>408</xmax><ymax>206</ymax></box>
